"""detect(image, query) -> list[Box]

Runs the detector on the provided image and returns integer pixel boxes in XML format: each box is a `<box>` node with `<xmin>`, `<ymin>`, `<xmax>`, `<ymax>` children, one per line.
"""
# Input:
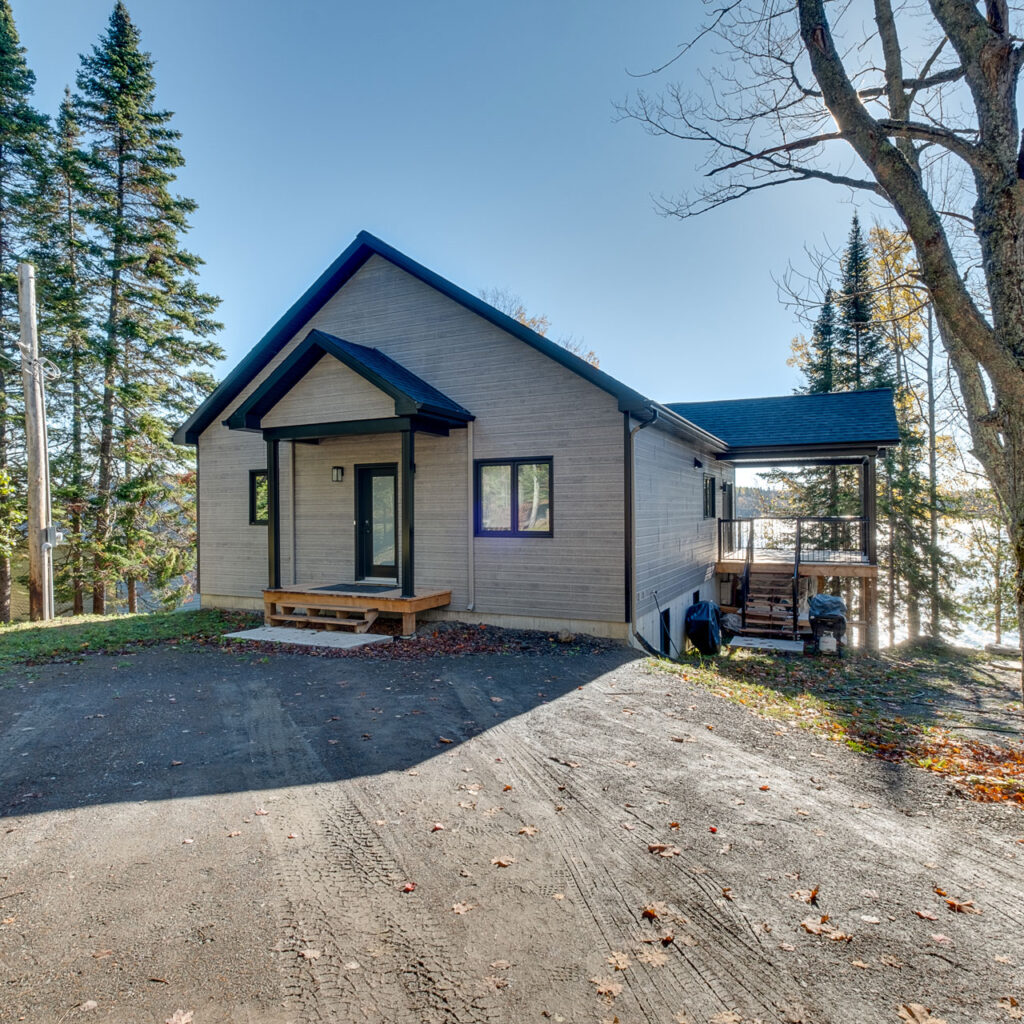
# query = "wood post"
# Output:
<box><xmin>18</xmin><ymin>263</ymin><xmax>52</xmax><ymax>621</ymax></box>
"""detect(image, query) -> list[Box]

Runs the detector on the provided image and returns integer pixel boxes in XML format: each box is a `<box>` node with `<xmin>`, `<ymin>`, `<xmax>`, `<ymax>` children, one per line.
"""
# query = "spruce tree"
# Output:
<box><xmin>0</xmin><ymin>0</ymin><xmax>48</xmax><ymax>621</ymax></box>
<box><xmin>75</xmin><ymin>2</ymin><xmax>221</xmax><ymax>612</ymax></box>
<box><xmin>835</xmin><ymin>214</ymin><xmax>892</xmax><ymax>391</ymax></box>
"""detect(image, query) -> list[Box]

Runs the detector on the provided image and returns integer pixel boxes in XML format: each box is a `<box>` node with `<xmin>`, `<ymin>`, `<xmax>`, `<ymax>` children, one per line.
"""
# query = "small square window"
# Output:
<box><xmin>702</xmin><ymin>473</ymin><xmax>716</xmax><ymax>519</ymax></box>
<box><xmin>475</xmin><ymin>458</ymin><xmax>552</xmax><ymax>537</ymax></box>
<box><xmin>249</xmin><ymin>469</ymin><xmax>269</xmax><ymax>525</ymax></box>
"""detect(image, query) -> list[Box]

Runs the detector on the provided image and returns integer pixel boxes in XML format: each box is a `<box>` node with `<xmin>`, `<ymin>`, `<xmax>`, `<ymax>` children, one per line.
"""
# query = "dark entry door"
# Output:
<box><xmin>355</xmin><ymin>464</ymin><xmax>398</xmax><ymax>579</ymax></box>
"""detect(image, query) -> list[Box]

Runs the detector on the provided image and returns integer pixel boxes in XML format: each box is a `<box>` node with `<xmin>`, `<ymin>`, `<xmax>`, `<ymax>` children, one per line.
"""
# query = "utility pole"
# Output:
<box><xmin>18</xmin><ymin>262</ymin><xmax>54</xmax><ymax>621</ymax></box>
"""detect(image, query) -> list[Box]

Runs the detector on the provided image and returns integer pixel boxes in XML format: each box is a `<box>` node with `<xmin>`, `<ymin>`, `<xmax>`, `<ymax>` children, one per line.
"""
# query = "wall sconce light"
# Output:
<box><xmin>693</xmin><ymin>457</ymin><xmax>703</xmax><ymax>469</ymax></box>
<box><xmin>331</xmin><ymin>466</ymin><xmax>344</xmax><ymax>482</ymax></box>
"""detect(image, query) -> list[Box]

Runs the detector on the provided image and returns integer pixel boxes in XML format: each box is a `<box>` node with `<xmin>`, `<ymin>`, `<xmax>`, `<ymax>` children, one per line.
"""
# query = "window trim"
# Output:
<box><xmin>702</xmin><ymin>472</ymin><xmax>716</xmax><ymax>520</ymax></box>
<box><xmin>474</xmin><ymin>457</ymin><xmax>554</xmax><ymax>538</ymax></box>
<box><xmin>249</xmin><ymin>468</ymin><xmax>269</xmax><ymax>526</ymax></box>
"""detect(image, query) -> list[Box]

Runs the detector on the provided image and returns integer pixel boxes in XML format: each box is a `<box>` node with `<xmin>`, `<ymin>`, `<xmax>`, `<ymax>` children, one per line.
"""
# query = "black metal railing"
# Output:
<box><xmin>718</xmin><ymin>516</ymin><xmax>870</xmax><ymax>566</ymax></box>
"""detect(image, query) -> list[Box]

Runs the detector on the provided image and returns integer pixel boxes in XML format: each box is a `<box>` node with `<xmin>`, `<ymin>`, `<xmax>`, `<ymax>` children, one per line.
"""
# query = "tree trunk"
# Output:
<box><xmin>926</xmin><ymin>307</ymin><xmax>940</xmax><ymax>638</ymax></box>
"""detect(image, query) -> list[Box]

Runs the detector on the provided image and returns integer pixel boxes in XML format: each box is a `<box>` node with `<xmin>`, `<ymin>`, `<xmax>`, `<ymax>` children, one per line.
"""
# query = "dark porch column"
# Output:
<box><xmin>401</xmin><ymin>428</ymin><xmax>415</xmax><ymax>597</ymax></box>
<box><xmin>266</xmin><ymin>439</ymin><xmax>281</xmax><ymax>589</ymax></box>
<box><xmin>861</xmin><ymin>454</ymin><xmax>878</xmax><ymax>651</ymax></box>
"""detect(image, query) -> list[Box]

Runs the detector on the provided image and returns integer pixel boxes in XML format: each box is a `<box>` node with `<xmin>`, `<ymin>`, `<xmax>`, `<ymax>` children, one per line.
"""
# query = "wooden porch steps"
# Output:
<box><xmin>268</xmin><ymin>603</ymin><xmax>379</xmax><ymax>634</ymax></box>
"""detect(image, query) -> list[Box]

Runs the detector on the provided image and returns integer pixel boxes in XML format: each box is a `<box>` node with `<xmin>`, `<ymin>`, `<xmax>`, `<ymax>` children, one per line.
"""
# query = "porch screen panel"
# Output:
<box><xmin>480</xmin><ymin>463</ymin><xmax>512</xmax><ymax>532</ymax></box>
<box><xmin>517</xmin><ymin>462</ymin><xmax>550</xmax><ymax>532</ymax></box>
<box><xmin>372</xmin><ymin>473</ymin><xmax>396</xmax><ymax>565</ymax></box>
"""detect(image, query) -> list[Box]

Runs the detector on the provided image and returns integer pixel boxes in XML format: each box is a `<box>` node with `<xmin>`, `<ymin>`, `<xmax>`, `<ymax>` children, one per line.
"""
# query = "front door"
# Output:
<box><xmin>355</xmin><ymin>464</ymin><xmax>398</xmax><ymax>580</ymax></box>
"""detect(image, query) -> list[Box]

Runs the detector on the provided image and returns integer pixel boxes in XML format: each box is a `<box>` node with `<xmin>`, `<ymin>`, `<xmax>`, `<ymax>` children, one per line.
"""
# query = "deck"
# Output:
<box><xmin>263</xmin><ymin>584</ymin><xmax>452</xmax><ymax>635</ymax></box>
<box><xmin>717</xmin><ymin>548</ymin><xmax>878</xmax><ymax>578</ymax></box>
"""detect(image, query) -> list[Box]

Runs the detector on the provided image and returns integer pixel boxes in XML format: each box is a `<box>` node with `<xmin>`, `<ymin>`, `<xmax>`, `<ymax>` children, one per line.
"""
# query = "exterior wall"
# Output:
<box><xmin>262</xmin><ymin>357</ymin><xmax>394</xmax><ymax>428</ymax></box>
<box><xmin>197</xmin><ymin>255</ymin><xmax>625</xmax><ymax>625</ymax></box>
<box><xmin>632</xmin><ymin>422</ymin><xmax>733</xmax><ymax>654</ymax></box>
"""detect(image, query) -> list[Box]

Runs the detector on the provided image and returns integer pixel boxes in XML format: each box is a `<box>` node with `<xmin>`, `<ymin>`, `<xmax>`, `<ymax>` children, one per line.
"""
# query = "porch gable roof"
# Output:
<box><xmin>225</xmin><ymin>329</ymin><xmax>473</xmax><ymax>431</ymax></box>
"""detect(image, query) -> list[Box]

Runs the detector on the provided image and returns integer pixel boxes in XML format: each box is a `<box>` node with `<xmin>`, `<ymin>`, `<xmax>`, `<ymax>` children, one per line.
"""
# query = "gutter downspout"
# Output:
<box><xmin>627</xmin><ymin>407</ymin><xmax>659</xmax><ymax>651</ymax></box>
<box><xmin>466</xmin><ymin>420</ymin><xmax>475</xmax><ymax>611</ymax></box>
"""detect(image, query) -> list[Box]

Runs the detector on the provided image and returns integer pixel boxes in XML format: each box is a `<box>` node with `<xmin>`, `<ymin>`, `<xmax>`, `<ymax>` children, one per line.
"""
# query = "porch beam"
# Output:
<box><xmin>266</xmin><ymin>439</ymin><xmax>281</xmax><ymax>589</ymax></box>
<box><xmin>401</xmin><ymin>429</ymin><xmax>415</xmax><ymax>599</ymax></box>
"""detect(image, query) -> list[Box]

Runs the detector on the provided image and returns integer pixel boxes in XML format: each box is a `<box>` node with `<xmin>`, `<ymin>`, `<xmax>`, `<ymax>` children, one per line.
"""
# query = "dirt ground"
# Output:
<box><xmin>1</xmin><ymin>639</ymin><xmax>1022</xmax><ymax>1024</ymax></box>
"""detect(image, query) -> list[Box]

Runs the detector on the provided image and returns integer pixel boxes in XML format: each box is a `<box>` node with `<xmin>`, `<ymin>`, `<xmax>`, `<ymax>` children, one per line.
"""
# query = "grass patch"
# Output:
<box><xmin>0</xmin><ymin>608</ymin><xmax>260</xmax><ymax>673</ymax></box>
<box><xmin>651</xmin><ymin>646</ymin><xmax>1024</xmax><ymax>805</ymax></box>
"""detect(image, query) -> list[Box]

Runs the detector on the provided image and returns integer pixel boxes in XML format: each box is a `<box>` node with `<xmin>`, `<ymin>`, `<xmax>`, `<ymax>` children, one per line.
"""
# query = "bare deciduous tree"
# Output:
<box><xmin>624</xmin><ymin>0</ymin><xmax>1024</xmax><ymax>688</ymax></box>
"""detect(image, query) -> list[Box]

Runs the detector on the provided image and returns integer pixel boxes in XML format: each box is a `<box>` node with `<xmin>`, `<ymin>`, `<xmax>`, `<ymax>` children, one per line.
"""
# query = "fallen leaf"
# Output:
<box><xmin>401</xmin><ymin>882</ymin><xmax>416</xmax><ymax>893</ymax></box>
<box><xmin>226</xmin><ymin>831</ymin><xmax>241</xmax><ymax>837</ymax></box>
<box><xmin>503</xmin><ymin>784</ymin><xmax>512</xmax><ymax>792</ymax></box>
<box><xmin>431</xmin><ymin>823</ymin><xmax>445</xmax><ymax>832</ymax></box>
<box><xmin>552</xmin><ymin>893</ymin><xmax>564</xmax><ymax>900</ymax></box>
<box><xmin>995</xmin><ymin>955</ymin><xmax>1013</xmax><ymax>964</ymax></box>
<box><xmin>490</xmin><ymin>856</ymin><xmax>516</xmax><ymax>868</ymax></box>
<box><xmin>636</xmin><ymin>948</ymin><xmax>669</xmax><ymax>966</ymax></box>
<box><xmin>452</xmin><ymin>902</ymin><xmax>474</xmax><ymax>915</ymax></box>
<box><xmin>165</xmin><ymin>1012</ymin><xmax>194</xmax><ymax>1024</ymax></box>
<box><xmin>721</xmin><ymin>887</ymin><xmax>735</xmax><ymax>901</ymax></box>
<box><xmin>946</xmin><ymin>897</ymin><xmax>981</xmax><ymax>914</ymax></box>
<box><xmin>914</xmin><ymin>909</ymin><xmax>938</xmax><ymax>921</ymax></box>
<box><xmin>254</xmin><ymin>807</ymin><xmax>269</xmax><ymax>816</ymax></box>
<box><xmin>91</xmin><ymin>949</ymin><xmax>113</xmax><ymax>959</ymax></box>
<box><xmin>709</xmin><ymin>826</ymin><xmax>718</xmax><ymax>833</ymax></box>
<box><xmin>708</xmin><ymin>1013</ymin><xmax>741</xmax><ymax>1024</ymax></box>
<box><xmin>519</xmin><ymin>825</ymin><xmax>539</xmax><ymax>836</ymax></box>
<box><xmin>852</xmin><ymin>959</ymin><xmax>872</xmax><ymax>969</ymax></box>
<box><xmin>998</xmin><ymin>996</ymin><xmax>1023</xmax><ymax>1020</ymax></box>
<box><xmin>589</xmin><ymin>976</ymin><xmax>623</xmax><ymax>999</ymax></box>
<box><xmin>790</xmin><ymin>887</ymin><xmax>819</xmax><ymax>905</ymax></box>
<box><xmin>439</xmin><ymin>737</ymin><xmax>454</xmax><ymax>744</ymax></box>
<box><xmin>606</xmin><ymin>951</ymin><xmax>630</xmax><ymax>971</ymax></box>
<box><xmin>490</xmin><ymin>959</ymin><xmax>511</xmax><ymax>969</ymax></box>
<box><xmin>79</xmin><ymin>1000</ymin><xmax>99</xmax><ymax>1012</ymax></box>
<box><xmin>881</xmin><ymin>955</ymin><xmax>905</xmax><ymax>968</ymax></box>
<box><xmin>669</xmin><ymin>821</ymin><xmax>680</xmax><ymax>829</ymax></box>
<box><xmin>801</xmin><ymin>916</ymin><xmax>851</xmax><ymax>941</ymax></box>
<box><xmin>486</xmin><ymin>975</ymin><xmax>509</xmax><ymax>990</ymax></box>
<box><xmin>861</xmin><ymin>915</ymin><xmax>881</xmax><ymax>924</ymax></box>
<box><xmin>170</xmin><ymin>760</ymin><xmax>183</xmax><ymax>767</ymax></box>
<box><xmin>287</xmin><ymin>832</ymin><xmax>297</xmax><ymax>839</ymax></box>
<box><xmin>299</xmin><ymin>949</ymin><xmax>322</xmax><ymax>960</ymax></box>
<box><xmin>897</xmin><ymin>1004</ymin><xmax>948</xmax><ymax>1024</ymax></box>
<box><xmin>931</xmin><ymin>933</ymin><xmax>953</xmax><ymax>945</ymax></box>
<box><xmin>759</xmin><ymin>785</ymin><xmax>771</xmax><ymax>792</ymax></box>
<box><xmin>182</xmin><ymin>838</ymin><xmax>194</xmax><ymax>845</ymax></box>
<box><xmin>642</xmin><ymin>902</ymin><xmax>670</xmax><ymax>920</ymax></box>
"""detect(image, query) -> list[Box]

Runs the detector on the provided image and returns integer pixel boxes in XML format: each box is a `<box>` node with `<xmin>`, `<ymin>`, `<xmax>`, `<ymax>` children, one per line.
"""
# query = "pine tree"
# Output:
<box><xmin>32</xmin><ymin>88</ymin><xmax>99</xmax><ymax>614</ymax></box>
<box><xmin>835</xmin><ymin>214</ymin><xmax>892</xmax><ymax>391</ymax></box>
<box><xmin>0</xmin><ymin>0</ymin><xmax>48</xmax><ymax>621</ymax></box>
<box><xmin>75</xmin><ymin>2</ymin><xmax>221</xmax><ymax>612</ymax></box>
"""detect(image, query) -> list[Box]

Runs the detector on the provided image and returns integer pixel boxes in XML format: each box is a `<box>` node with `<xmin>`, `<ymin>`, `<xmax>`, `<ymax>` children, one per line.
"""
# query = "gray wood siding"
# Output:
<box><xmin>261</xmin><ymin>356</ymin><xmax>394</xmax><ymax>428</ymax></box>
<box><xmin>198</xmin><ymin>255</ymin><xmax>625</xmax><ymax>621</ymax></box>
<box><xmin>633</xmin><ymin>424</ymin><xmax>732</xmax><ymax>623</ymax></box>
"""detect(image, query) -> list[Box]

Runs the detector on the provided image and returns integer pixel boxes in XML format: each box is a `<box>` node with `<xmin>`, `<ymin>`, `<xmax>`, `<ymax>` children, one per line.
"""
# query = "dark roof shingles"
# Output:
<box><xmin>667</xmin><ymin>389</ymin><xmax>900</xmax><ymax>449</ymax></box>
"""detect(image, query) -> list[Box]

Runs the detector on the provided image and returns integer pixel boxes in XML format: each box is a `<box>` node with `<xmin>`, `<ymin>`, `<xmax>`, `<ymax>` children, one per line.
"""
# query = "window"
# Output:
<box><xmin>475</xmin><ymin>458</ymin><xmax>552</xmax><ymax>537</ymax></box>
<box><xmin>249</xmin><ymin>469</ymin><xmax>269</xmax><ymax>525</ymax></box>
<box><xmin>702</xmin><ymin>473</ymin><xmax>716</xmax><ymax>519</ymax></box>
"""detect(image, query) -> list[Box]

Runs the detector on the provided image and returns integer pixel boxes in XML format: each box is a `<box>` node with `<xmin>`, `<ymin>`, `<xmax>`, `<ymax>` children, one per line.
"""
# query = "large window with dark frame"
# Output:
<box><xmin>702</xmin><ymin>473</ymin><xmax>716</xmax><ymax>520</ymax></box>
<box><xmin>249</xmin><ymin>469</ymin><xmax>269</xmax><ymax>525</ymax></box>
<box><xmin>474</xmin><ymin>458</ymin><xmax>553</xmax><ymax>537</ymax></box>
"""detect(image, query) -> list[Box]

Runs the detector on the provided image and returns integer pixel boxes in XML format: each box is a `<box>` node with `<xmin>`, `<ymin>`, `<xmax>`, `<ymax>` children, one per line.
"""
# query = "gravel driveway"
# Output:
<box><xmin>1</xmin><ymin>641</ymin><xmax>1021</xmax><ymax>1023</ymax></box>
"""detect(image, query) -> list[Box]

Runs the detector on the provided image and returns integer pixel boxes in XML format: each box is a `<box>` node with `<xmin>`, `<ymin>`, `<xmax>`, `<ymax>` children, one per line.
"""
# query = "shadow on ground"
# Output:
<box><xmin>0</xmin><ymin>638</ymin><xmax>640</xmax><ymax>818</ymax></box>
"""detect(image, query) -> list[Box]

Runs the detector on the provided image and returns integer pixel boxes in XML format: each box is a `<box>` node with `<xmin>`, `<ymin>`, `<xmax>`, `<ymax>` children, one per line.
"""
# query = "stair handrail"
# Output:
<box><xmin>741</xmin><ymin>519</ymin><xmax>754</xmax><ymax>629</ymax></box>
<box><xmin>792</xmin><ymin>518</ymin><xmax>803</xmax><ymax>638</ymax></box>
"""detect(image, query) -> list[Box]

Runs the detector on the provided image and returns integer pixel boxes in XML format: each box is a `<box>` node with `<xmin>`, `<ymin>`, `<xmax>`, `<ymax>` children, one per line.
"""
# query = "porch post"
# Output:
<box><xmin>401</xmin><ymin>428</ymin><xmax>415</xmax><ymax>597</ymax></box>
<box><xmin>863</xmin><ymin>454</ymin><xmax>878</xmax><ymax>651</ymax></box>
<box><xmin>266</xmin><ymin>439</ymin><xmax>281</xmax><ymax>590</ymax></box>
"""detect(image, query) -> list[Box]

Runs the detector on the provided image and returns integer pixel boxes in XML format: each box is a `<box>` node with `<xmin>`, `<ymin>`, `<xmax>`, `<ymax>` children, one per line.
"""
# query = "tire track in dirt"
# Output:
<box><xmin>234</xmin><ymin>679</ymin><xmax>498</xmax><ymax>1024</ymax></box>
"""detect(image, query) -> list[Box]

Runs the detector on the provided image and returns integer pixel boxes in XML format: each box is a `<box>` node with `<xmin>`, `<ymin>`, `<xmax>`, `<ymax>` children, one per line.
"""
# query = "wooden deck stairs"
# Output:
<box><xmin>739</xmin><ymin>572</ymin><xmax>811</xmax><ymax>638</ymax></box>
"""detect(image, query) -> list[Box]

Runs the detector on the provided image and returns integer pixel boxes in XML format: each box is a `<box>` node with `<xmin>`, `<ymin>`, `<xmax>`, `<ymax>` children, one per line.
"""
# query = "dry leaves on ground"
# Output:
<box><xmin>800</xmin><ymin>916</ymin><xmax>852</xmax><ymax>941</ymax></box>
<box><xmin>606</xmin><ymin>951</ymin><xmax>630</xmax><ymax>971</ymax></box>
<box><xmin>708</xmin><ymin>1012</ymin><xmax>743</xmax><ymax>1024</ymax></box>
<box><xmin>642</xmin><ymin>901</ymin><xmax>671</xmax><ymax>920</ymax></box>
<box><xmin>946</xmin><ymin>897</ymin><xmax>982</xmax><ymax>914</ymax></box>
<box><xmin>452</xmin><ymin>902</ymin><xmax>474</xmax><ymax>915</ymax></box>
<box><xmin>589</xmin><ymin>976</ymin><xmax>624</xmax><ymax>1000</ymax></box>
<box><xmin>998</xmin><ymin>996</ymin><xmax>1023</xmax><ymax>1020</ymax></box>
<box><xmin>897</xmin><ymin>1004</ymin><xmax>948</xmax><ymax>1024</ymax></box>
<box><xmin>298</xmin><ymin>949</ymin><xmax>321</xmax><ymax>961</ymax></box>
<box><xmin>518</xmin><ymin>825</ymin><xmax>539</xmax><ymax>836</ymax></box>
<box><xmin>165</xmin><ymin>1013</ymin><xmax>194</xmax><ymax>1024</ymax></box>
<box><xmin>490</xmin><ymin>856</ymin><xmax>516</xmax><ymax>868</ymax></box>
<box><xmin>790</xmin><ymin>887</ymin><xmax>819</xmax><ymax>904</ymax></box>
<box><xmin>914</xmin><ymin>909</ymin><xmax>938</xmax><ymax>921</ymax></box>
<box><xmin>636</xmin><ymin>948</ymin><xmax>669</xmax><ymax>966</ymax></box>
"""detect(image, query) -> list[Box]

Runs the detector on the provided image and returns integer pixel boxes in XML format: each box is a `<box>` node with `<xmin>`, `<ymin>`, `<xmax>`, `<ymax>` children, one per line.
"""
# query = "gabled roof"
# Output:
<box><xmin>667</xmin><ymin>388</ymin><xmax>900</xmax><ymax>455</ymax></box>
<box><xmin>226</xmin><ymin>329</ymin><xmax>473</xmax><ymax>431</ymax></box>
<box><xmin>174</xmin><ymin>230</ymin><xmax>655</xmax><ymax>444</ymax></box>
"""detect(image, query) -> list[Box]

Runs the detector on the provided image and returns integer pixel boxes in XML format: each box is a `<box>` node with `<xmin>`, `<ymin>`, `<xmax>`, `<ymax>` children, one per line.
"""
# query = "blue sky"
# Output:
<box><xmin>19</xmin><ymin>0</ymin><xmax>875</xmax><ymax>405</ymax></box>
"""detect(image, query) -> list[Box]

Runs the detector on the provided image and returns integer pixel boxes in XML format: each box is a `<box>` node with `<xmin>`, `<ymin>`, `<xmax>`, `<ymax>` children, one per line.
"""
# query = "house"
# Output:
<box><xmin>174</xmin><ymin>232</ymin><xmax>899</xmax><ymax>650</ymax></box>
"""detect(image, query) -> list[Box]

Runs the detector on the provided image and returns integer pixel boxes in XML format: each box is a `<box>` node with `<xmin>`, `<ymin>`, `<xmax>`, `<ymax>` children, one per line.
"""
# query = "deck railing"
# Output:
<box><xmin>718</xmin><ymin>516</ymin><xmax>870</xmax><ymax>566</ymax></box>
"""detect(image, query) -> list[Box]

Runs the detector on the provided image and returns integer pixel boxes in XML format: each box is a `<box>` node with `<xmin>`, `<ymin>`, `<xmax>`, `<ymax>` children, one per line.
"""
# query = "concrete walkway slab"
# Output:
<box><xmin>727</xmin><ymin>635</ymin><xmax>804</xmax><ymax>653</ymax></box>
<box><xmin>224</xmin><ymin>625</ymin><xmax>391</xmax><ymax>649</ymax></box>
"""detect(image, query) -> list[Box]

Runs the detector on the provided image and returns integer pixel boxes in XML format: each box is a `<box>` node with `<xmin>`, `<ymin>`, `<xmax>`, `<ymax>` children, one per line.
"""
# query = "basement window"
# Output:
<box><xmin>249</xmin><ymin>469</ymin><xmax>269</xmax><ymax>525</ymax></box>
<box><xmin>475</xmin><ymin>458</ymin><xmax>553</xmax><ymax>537</ymax></box>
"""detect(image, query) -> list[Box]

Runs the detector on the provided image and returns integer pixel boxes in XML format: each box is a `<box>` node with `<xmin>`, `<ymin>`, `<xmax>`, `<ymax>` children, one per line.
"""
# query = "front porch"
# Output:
<box><xmin>262</xmin><ymin>583</ymin><xmax>452</xmax><ymax>635</ymax></box>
